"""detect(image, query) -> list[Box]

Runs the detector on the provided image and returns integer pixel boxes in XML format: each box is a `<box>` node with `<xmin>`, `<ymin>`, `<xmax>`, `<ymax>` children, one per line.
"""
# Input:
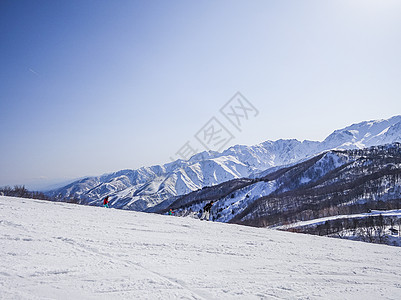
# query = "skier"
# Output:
<box><xmin>103</xmin><ymin>196</ymin><xmax>110</xmax><ymax>208</ymax></box>
<box><xmin>201</xmin><ymin>200</ymin><xmax>214</xmax><ymax>221</ymax></box>
<box><xmin>168</xmin><ymin>209</ymin><xmax>174</xmax><ymax>215</ymax></box>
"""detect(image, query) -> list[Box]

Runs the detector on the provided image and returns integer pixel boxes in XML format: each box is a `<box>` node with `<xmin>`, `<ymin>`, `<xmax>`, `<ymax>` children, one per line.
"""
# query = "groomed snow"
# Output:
<box><xmin>1</xmin><ymin>196</ymin><xmax>400</xmax><ymax>299</ymax></box>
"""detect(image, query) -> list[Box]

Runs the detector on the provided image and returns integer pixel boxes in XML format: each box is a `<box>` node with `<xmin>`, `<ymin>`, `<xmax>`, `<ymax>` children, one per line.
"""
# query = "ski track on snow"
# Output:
<box><xmin>1</xmin><ymin>196</ymin><xmax>401</xmax><ymax>299</ymax></box>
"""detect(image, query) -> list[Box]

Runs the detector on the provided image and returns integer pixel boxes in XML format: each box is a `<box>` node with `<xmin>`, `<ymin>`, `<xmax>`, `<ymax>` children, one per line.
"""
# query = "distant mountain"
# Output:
<box><xmin>166</xmin><ymin>143</ymin><xmax>401</xmax><ymax>228</ymax></box>
<box><xmin>48</xmin><ymin>115</ymin><xmax>401</xmax><ymax>210</ymax></box>
<box><xmin>321</xmin><ymin>115</ymin><xmax>401</xmax><ymax>149</ymax></box>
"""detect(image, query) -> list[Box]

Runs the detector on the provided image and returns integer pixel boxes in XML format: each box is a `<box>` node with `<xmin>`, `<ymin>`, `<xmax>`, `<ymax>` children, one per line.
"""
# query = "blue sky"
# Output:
<box><xmin>1</xmin><ymin>0</ymin><xmax>401</xmax><ymax>189</ymax></box>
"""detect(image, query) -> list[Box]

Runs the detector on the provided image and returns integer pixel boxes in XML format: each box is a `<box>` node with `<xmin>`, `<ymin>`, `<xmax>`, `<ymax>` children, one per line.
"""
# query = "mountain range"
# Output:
<box><xmin>165</xmin><ymin>143</ymin><xmax>401</xmax><ymax>228</ymax></box>
<box><xmin>48</xmin><ymin>115</ymin><xmax>401</xmax><ymax>212</ymax></box>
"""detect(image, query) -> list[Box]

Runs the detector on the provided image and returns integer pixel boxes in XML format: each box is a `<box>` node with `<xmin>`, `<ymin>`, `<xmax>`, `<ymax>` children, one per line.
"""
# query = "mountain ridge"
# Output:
<box><xmin>48</xmin><ymin>115</ymin><xmax>401</xmax><ymax>210</ymax></box>
<box><xmin>166</xmin><ymin>143</ymin><xmax>401</xmax><ymax>233</ymax></box>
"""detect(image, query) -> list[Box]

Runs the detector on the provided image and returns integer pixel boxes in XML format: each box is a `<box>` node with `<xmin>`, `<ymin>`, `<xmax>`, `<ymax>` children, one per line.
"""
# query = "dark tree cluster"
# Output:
<box><xmin>0</xmin><ymin>185</ymin><xmax>81</xmax><ymax>204</ymax></box>
<box><xmin>287</xmin><ymin>214</ymin><xmax>401</xmax><ymax>246</ymax></box>
<box><xmin>0</xmin><ymin>185</ymin><xmax>50</xmax><ymax>200</ymax></box>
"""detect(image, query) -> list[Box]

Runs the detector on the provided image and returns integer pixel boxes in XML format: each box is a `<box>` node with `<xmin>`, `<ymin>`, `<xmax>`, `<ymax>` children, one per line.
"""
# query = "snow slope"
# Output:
<box><xmin>1</xmin><ymin>196</ymin><xmax>401</xmax><ymax>299</ymax></box>
<box><xmin>48</xmin><ymin>115</ymin><xmax>401</xmax><ymax>211</ymax></box>
<box><xmin>275</xmin><ymin>210</ymin><xmax>401</xmax><ymax>230</ymax></box>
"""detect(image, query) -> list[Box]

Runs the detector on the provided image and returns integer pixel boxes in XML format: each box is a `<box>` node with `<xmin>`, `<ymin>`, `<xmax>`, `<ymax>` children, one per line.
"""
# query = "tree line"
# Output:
<box><xmin>0</xmin><ymin>185</ymin><xmax>81</xmax><ymax>204</ymax></box>
<box><xmin>287</xmin><ymin>214</ymin><xmax>401</xmax><ymax>246</ymax></box>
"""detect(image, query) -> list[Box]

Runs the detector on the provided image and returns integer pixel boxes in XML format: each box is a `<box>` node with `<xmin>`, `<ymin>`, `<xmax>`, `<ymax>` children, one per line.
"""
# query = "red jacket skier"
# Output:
<box><xmin>103</xmin><ymin>196</ymin><xmax>109</xmax><ymax>208</ymax></box>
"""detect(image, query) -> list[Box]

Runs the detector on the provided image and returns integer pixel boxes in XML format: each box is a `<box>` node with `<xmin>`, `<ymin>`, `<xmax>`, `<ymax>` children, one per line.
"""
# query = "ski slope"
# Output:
<box><xmin>1</xmin><ymin>196</ymin><xmax>401</xmax><ymax>299</ymax></box>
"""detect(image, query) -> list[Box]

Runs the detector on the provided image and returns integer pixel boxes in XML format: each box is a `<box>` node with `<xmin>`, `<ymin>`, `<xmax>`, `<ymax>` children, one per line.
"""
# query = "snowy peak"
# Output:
<box><xmin>49</xmin><ymin>115</ymin><xmax>401</xmax><ymax>211</ymax></box>
<box><xmin>322</xmin><ymin>115</ymin><xmax>401</xmax><ymax>149</ymax></box>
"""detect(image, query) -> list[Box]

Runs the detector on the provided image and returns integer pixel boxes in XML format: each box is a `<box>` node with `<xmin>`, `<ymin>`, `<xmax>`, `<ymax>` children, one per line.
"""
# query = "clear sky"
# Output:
<box><xmin>1</xmin><ymin>0</ymin><xmax>401</xmax><ymax>189</ymax></box>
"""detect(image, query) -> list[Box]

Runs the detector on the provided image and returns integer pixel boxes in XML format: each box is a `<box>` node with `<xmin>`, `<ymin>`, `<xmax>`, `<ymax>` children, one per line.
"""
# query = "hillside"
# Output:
<box><xmin>1</xmin><ymin>196</ymin><xmax>401</xmax><ymax>299</ymax></box>
<box><xmin>234</xmin><ymin>144</ymin><xmax>401</xmax><ymax>227</ymax></box>
<box><xmin>48</xmin><ymin>116</ymin><xmax>401</xmax><ymax>211</ymax></box>
<box><xmin>165</xmin><ymin>143</ymin><xmax>401</xmax><ymax>243</ymax></box>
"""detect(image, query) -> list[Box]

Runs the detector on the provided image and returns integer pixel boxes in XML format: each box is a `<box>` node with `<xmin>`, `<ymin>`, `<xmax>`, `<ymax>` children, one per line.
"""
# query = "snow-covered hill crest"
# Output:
<box><xmin>1</xmin><ymin>196</ymin><xmax>401</xmax><ymax>299</ymax></box>
<box><xmin>49</xmin><ymin>115</ymin><xmax>401</xmax><ymax>210</ymax></box>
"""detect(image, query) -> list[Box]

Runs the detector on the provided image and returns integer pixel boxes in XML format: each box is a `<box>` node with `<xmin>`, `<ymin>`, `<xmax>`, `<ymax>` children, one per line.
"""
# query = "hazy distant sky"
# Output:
<box><xmin>1</xmin><ymin>0</ymin><xmax>401</xmax><ymax>189</ymax></box>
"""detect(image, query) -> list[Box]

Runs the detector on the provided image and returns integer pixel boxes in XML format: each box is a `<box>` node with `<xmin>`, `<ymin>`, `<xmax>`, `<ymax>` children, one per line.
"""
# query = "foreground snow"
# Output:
<box><xmin>1</xmin><ymin>196</ymin><xmax>401</xmax><ymax>299</ymax></box>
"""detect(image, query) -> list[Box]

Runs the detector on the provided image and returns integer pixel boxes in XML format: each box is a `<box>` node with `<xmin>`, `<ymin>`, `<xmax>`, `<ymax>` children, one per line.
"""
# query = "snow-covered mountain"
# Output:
<box><xmin>165</xmin><ymin>143</ymin><xmax>401</xmax><ymax>241</ymax></box>
<box><xmin>48</xmin><ymin>115</ymin><xmax>401</xmax><ymax>210</ymax></box>
<box><xmin>321</xmin><ymin>115</ymin><xmax>401</xmax><ymax>149</ymax></box>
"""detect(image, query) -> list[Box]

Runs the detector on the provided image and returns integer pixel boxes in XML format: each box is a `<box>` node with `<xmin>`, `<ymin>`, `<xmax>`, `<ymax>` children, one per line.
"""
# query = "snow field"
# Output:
<box><xmin>1</xmin><ymin>196</ymin><xmax>401</xmax><ymax>299</ymax></box>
